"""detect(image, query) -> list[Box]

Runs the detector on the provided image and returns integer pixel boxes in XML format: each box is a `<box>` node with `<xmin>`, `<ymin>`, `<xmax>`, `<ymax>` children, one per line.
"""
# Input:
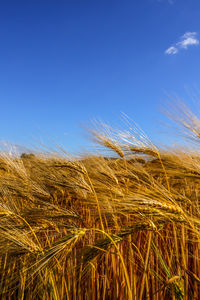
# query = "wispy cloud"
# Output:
<box><xmin>165</xmin><ymin>32</ymin><xmax>199</xmax><ymax>55</ymax></box>
<box><xmin>165</xmin><ymin>46</ymin><xmax>178</xmax><ymax>55</ymax></box>
<box><xmin>177</xmin><ymin>32</ymin><xmax>199</xmax><ymax>49</ymax></box>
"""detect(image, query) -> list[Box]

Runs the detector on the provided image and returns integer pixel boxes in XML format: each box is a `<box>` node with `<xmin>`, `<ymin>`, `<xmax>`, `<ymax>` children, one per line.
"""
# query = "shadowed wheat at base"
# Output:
<box><xmin>1</xmin><ymin>110</ymin><xmax>200</xmax><ymax>299</ymax></box>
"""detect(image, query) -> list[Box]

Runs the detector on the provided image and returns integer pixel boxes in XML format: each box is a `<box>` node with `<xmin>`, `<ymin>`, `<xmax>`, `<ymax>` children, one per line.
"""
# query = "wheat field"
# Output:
<box><xmin>1</xmin><ymin>110</ymin><xmax>200</xmax><ymax>299</ymax></box>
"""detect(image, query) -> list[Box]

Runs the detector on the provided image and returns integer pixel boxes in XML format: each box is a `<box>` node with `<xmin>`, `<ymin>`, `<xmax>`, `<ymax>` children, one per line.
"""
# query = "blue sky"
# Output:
<box><xmin>0</xmin><ymin>0</ymin><xmax>200</xmax><ymax>152</ymax></box>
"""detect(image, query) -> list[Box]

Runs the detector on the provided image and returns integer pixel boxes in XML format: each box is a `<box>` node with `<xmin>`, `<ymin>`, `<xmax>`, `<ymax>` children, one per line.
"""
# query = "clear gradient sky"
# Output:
<box><xmin>0</xmin><ymin>0</ymin><xmax>200</xmax><ymax>152</ymax></box>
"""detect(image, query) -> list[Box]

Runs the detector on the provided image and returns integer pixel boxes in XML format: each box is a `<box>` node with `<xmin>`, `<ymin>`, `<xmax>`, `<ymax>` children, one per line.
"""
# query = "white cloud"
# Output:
<box><xmin>165</xmin><ymin>46</ymin><xmax>178</xmax><ymax>55</ymax></box>
<box><xmin>177</xmin><ymin>32</ymin><xmax>199</xmax><ymax>49</ymax></box>
<box><xmin>165</xmin><ymin>32</ymin><xmax>199</xmax><ymax>55</ymax></box>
